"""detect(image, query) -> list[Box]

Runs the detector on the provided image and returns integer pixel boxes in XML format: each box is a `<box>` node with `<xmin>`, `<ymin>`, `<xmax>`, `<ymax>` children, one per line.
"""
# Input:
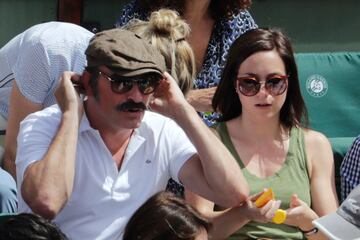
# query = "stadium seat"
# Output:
<box><xmin>295</xmin><ymin>52</ymin><xmax>360</xmax><ymax>198</ymax></box>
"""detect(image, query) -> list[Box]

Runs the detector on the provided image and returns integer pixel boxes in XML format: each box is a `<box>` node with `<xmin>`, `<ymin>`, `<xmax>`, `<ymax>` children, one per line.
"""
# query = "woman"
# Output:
<box><xmin>123</xmin><ymin>191</ymin><xmax>209</xmax><ymax>240</ymax></box>
<box><xmin>206</xmin><ymin>28</ymin><xmax>339</xmax><ymax>239</ymax></box>
<box><xmin>123</xmin><ymin>9</ymin><xmax>195</xmax><ymax>95</ymax></box>
<box><xmin>116</xmin><ymin>0</ymin><xmax>257</xmax><ymax>126</ymax></box>
<box><xmin>116</xmin><ymin>0</ymin><xmax>257</xmax><ymax>198</ymax></box>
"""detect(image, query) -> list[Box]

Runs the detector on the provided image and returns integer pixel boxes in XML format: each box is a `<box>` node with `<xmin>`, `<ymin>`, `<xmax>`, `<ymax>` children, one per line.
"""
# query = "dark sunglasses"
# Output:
<box><xmin>236</xmin><ymin>75</ymin><xmax>288</xmax><ymax>96</ymax></box>
<box><xmin>99</xmin><ymin>71</ymin><xmax>162</xmax><ymax>95</ymax></box>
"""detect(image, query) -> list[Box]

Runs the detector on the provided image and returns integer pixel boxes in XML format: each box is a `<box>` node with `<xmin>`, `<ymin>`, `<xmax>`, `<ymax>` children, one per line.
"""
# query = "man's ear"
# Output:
<box><xmin>81</xmin><ymin>71</ymin><xmax>91</xmax><ymax>89</ymax></box>
<box><xmin>80</xmin><ymin>70</ymin><xmax>95</xmax><ymax>97</ymax></box>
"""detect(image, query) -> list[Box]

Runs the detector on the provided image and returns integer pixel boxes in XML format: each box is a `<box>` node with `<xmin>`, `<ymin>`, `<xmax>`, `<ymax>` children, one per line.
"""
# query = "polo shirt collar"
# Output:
<box><xmin>79</xmin><ymin>113</ymin><xmax>92</xmax><ymax>133</ymax></box>
<box><xmin>78</xmin><ymin>112</ymin><xmax>146</xmax><ymax>152</ymax></box>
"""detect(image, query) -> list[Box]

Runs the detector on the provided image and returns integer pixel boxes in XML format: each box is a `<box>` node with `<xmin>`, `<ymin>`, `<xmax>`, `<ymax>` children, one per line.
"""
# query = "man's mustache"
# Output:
<box><xmin>115</xmin><ymin>100</ymin><xmax>147</xmax><ymax>111</ymax></box>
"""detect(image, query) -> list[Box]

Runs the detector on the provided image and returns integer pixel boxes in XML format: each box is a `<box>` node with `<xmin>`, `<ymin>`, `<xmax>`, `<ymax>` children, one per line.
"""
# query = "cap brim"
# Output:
<box><xmin>313</xmin><ymin>212</ymin><xmax>360</xmax><ymax>240</ymax></box>
<box><xmin>120</xmin><ymin>68</ymin><xmax>163</xmax><ymax>78</ymax></box>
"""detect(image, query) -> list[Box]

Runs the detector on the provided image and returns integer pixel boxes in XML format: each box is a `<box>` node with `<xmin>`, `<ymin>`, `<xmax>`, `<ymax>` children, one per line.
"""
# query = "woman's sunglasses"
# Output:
<box><xmin>99</xmin><ymin>71</ymin><xmax>162</xmax><ymax>95</ymax></box>
<box><xmin>236</xmin><ymin>75</ymin><xmax>288</xmax><ymax>96</ymax></box>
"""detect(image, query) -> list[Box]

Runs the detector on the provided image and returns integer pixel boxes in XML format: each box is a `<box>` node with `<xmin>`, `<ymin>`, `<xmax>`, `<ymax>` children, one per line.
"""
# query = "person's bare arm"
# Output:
<box><xmin>284</xmin><ymin>130</ymin><xmax>338</xmax><ymax>239</ymax></box>
<box><xmin>20</xmin><ymin>72</ymin><xmax>83</xmax><ymax>219</ymax></box>
<box><xmin>307</xmin><ymin>131</ymin><xmax>339</xmax><ymax>216</ymax></box>
<box><xmin>151</xmin><ymin>72</ymin><xmax>248</xmax><ymax>207</ymax></box>
<box><xmin>185</xmin><ymin>188</ymin><xmax>281</xmax><ymax>240</ymax></box>
<box><xmin>186</xmin><ymin>87</ymin><xmax>216</xmax><ymax>112</ymax></box>
<box><xmin>185</xmin><ymin>190</ymin><xmax>248</xmax><ymax>239</ymax></box>
<box><xmin>3</xmin><ymin>82</ymin><xmax>42</xmax><ymax>178</ymax></box>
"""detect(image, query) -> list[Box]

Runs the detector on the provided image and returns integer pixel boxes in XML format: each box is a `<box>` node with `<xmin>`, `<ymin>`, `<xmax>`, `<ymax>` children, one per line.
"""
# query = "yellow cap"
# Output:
<box><xmin>272</xmin><ymin>209</ymin><xmax>286</xmax><ymax>224</ymax></box>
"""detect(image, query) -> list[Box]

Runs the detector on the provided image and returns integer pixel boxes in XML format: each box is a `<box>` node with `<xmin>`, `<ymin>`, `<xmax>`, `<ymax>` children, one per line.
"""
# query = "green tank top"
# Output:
<box><xmin>215</xmin><ymin>123</ymin><xmax>311</xmax><ymax>240</ymax></box>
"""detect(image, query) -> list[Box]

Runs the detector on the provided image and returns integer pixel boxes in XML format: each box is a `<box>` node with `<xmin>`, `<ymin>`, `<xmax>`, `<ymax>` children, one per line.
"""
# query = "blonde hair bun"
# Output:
<box><xmin>123</xmin><ymin>9</ymin><xmax>195</xmax><ymax>94</ymax></box>
<box><xmin>148</xmin><ymin>9</ymin><xmax>190</xmax><ymax>40</ymax></box>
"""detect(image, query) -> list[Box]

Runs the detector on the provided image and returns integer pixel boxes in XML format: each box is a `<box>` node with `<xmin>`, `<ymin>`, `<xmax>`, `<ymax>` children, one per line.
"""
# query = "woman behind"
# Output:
<box><xmin>123</xmin><ymin>9</ymin><xmax>195</xmax><ymax>95</ymax></box>
<box><xmin>116</xmin><ymin>0</ymin><xmax>257</xmax><ymax>126</ymax></box>
<box><xmin>207</xmin><ymin>28</ymin><xmax>338</xmax><ymax>239</ymax></box>
<box><xmin>117</xmin><ymin>0</ymin><xmax>257</xmax><ymax>199</ymax></box>
<box><xmin>123</xmin><ymin>191</ymin><xmax>209</xmax><ymax>240</ymax></box>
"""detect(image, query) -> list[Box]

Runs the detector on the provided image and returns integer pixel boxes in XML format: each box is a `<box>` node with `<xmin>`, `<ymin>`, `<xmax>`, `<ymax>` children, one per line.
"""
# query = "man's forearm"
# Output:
<box><xmin>21</xmin><ymin>109</ymin><xmax>79</xmax><ymax>219</ymax></box>
<box><xmin>175</xmin><ymin>103</ymin><xmax>249</xmax><ymax>207</ymax></box>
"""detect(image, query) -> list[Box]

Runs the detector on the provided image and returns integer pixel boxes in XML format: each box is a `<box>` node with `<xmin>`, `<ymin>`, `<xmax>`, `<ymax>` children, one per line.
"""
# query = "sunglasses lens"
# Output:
<box><xmin>111</xmin><ymin>80</ymin><xmax>132</xmax><ymax>94</ymax></box>
<box><xmin>265</xmin><ymin>77</ymin><xmax>287</xmax><ymax>95</ymax></box>
<box><xmin>103</xmin><ymin>71</ymin><xmax>161</xmax><ymax>95</ymax></box>
<box><xmin>138</xmin><ymin>80</ymin><xmax>154</xmax><ymax>94</ymax></box>
<box><xmin>238</xmin><ymin>78</ymin><xmax>260</xmax><ymax>96</ymax></box>
<box><xmin>138</xmin><ymin>75</ymin><xmax>161</xmax><ymax>94</ymax></box>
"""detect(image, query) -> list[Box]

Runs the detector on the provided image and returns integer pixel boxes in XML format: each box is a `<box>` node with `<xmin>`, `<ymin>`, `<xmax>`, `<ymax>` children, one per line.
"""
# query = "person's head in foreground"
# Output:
<box><xmin>123</xmin><ymin>191</ymin><xmax>210</xmax><ymax>240</ymax></box>
<box><xmin>313</xmin><ymin>184</ymin><xmax>360</xmax><ymax>240</ymax></box>
<box><xmin>83</xmin><ymin>28</ymin><xmax>166</xmax><ymax>130</ymax></box>
<box><xmin>213</xmin><ymin>27</ymin><xmax>308</xmax><ymax>127</ymax></box>
<box><xmin>0</xmin><ymin>213</ymin><xmax>68</xmax><ymax>240</ymax></box>
<box><xmin>123</xmin><ymin>8</ymin><xmax>196</xmax><ymax>95</ymax></box>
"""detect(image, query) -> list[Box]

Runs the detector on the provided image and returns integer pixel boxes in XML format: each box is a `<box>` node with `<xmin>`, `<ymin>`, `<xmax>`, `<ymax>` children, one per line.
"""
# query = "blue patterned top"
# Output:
<box><xmin>116</xmin><ymin>1</ymin><xmax>258</xmax><ymax>126</ymax></box>
<box><xmin>341</xmin><ymin>135</ymin><xmax>360</xmax><ymax>201</ymax></box>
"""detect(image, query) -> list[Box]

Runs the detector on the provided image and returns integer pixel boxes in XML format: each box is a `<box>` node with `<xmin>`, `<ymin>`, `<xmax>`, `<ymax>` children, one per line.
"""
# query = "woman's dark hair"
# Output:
<box><xmin>0</xmin><ymin>213</ymin><xmax>68</xmax><ymax>240</ymax></box>
<box><xmin>134</xmin><ymin>0</ymin><xmax>252</xmax><ymax>20</ymax></box>
<box><xmin>212</xmin><ymin>28</ymin><xmax>308</xmax><ymax>129</ymax></box>
<box><xmin>123</xmin><ymin>191</ymin><xmax>210</xmax><ymax>240</ymax></box>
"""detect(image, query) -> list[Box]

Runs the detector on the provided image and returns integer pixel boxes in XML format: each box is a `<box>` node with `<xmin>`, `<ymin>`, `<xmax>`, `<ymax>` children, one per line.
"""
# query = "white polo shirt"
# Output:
<box><xmin>16</xmin><ymin>105</ymin><xmax>196</xmax><ymax>240</ymax></box>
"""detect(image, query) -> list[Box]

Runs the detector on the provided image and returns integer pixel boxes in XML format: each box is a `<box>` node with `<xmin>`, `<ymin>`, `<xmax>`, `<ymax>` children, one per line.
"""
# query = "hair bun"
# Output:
<box><xmin>148</xmin><ymin>9</ymin><xmax>190</xmax><ymax>40</ymax></box>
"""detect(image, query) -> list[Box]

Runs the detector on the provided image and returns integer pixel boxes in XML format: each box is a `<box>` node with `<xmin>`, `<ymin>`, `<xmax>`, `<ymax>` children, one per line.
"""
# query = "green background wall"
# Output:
<box><xmin>0</xmin><ymin>0</ymin><xmax>57</xmax><ymax>47</ymax></box>
<box><xmin>251</xmin><ymin>0</ymin><xmax>360</xmax><ymax>52</ymax></box>
<box><xmin>1</xmin><ymin>0</ymin><xmax>359</xmax><ymax>52</ymax></box>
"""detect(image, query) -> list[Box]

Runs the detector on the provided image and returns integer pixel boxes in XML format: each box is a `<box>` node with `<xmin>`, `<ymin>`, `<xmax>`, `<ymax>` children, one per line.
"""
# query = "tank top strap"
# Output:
<box><xmin>288</xmin><ymin>126</ymin><xmax>310</xmax><ymax>178</ymax></box>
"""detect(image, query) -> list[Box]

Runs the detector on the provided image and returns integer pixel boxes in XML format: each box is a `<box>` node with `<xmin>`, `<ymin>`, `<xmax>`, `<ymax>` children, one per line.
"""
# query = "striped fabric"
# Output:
<box><xmin>0</xmin><ymin>21</ymin><xmax>93</xmax><ymax>120</ymax></box>
<box><xmin>340</xmin><ymin>135</ymin><xmax>360</xmax><ymax>201</ymax></box>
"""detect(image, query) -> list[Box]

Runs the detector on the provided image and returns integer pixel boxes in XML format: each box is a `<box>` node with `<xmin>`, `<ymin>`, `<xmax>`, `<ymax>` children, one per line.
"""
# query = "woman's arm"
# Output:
<box><xmin>3</xmin><ymin>82</ymin><xmax>42</xmax><ymax>178</ymax></box>
<box><xmin>285</xmin><ymin>129</ymin><xmax>339</xmax><ymax>239</ymax></box>
<box><xmin>186</xmin><ymin>87</ymin><xmax>217</xmax><ymax>112</ymax></box>
<box><xmin>185</xmin><ymin>188</ymin><xmax>281</xmax><ymax>240</ymax></box>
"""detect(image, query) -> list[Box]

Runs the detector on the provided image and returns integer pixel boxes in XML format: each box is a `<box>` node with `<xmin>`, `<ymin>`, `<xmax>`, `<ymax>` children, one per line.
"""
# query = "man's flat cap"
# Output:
<box><xmin>85</xmin><ymin>28</ymin><xmax>166</xmax><ymax>77</ymax></box>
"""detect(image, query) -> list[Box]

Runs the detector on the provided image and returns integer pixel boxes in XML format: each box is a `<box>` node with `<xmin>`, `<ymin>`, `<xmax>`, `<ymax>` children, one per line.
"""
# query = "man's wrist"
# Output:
<box><xmin>172</xmin><ymin>102</ymin><xmax>196</xmax><ymax>123</ymax></box>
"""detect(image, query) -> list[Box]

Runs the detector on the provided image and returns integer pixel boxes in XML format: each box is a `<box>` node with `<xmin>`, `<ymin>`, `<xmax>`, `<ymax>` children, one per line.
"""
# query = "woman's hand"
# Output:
<box><xmin>285</xmin><ymin>194</ymin><xmax>318</xmax><ymax>230</ymax></box>
<box><xmin>186</xmin><ymin>87</ymin><xmax>217</xmax><ymax>112</ymax></box>
<box><xmin>244</xmin><ymin>190</ymin><xmax>282</xmax><ymax>223</ymax></box>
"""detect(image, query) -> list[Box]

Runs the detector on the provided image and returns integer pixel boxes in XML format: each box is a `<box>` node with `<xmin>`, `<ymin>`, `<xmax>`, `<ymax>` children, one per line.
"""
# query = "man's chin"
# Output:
<box><xmin>122</xmin><ymin>109</ymin><xmax>144</xmax><ymax>117</ymax></box>
<box><xmin>121</xmin><ymin>111</ymin><xmax>144</xmax><ymax>128</ymax></box>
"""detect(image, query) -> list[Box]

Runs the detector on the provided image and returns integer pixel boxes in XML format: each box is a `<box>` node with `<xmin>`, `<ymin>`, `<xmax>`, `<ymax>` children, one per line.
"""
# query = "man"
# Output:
<box><xmin>341</xmin><ymin>135</ymin><xmax>360</xmax><ymax>201</ymax></box>
<box><xmin>16</xmin><ymin>29</ymin><xmax>249</xmax><ymax>239</ymax></box>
